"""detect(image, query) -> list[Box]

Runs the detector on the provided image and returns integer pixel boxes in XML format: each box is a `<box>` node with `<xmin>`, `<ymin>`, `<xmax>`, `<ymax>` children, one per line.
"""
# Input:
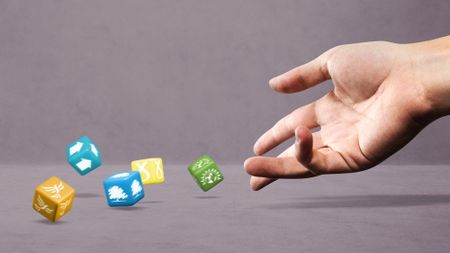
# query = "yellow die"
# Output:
<box><xmin>131</xmin><ymin>158</ymin><xmax>165</xmax><ymax>184</ymax></box>
<box><xmin>32</xmin><ymin>176</ymin><xmax>75</xmax><ymax>222</ymax></box>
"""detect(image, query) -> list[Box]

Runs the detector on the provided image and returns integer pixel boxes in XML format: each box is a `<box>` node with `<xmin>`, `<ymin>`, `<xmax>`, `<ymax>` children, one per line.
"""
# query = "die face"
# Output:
<box><xmin>33</xmin><ymin>176</ymin><xmax>75</xmax><ymax>222</ymax></box>
<box><xmin>67</xmin><ymin>136</ymin><xmax>102</xmax><ymax>175</ymax></box>
<box><xmin>103</xmin><ymin>172</ymin><xmax>145</xmax><ymax>207</ymax></box>
<box><xmin>188</xmin><ymin>155</ymin><xmax>215</xmax><ymax>174</ymax></box>
<box><xmin>131</xmin><ymin>158</ymin><xmax>165</xmax><ymax>184</ymax></box>
<box><xmin>196</xmin><ymin>163</ymin><xmax>224</xmax><ymax>191</ymax></box>
<box><xmin>188</xmin><ymin>155</ymin><xmax>224</xmax><ymax>192</ymax></box>
<box><xmin>54</xmin><ymin>193</ymin><xmax>75</xmax><ymax>222</ymax></box>
<box><xmin>69</xmin><ymin>150</ymin><xmax>102</xmax><ymax>175</ymax></box>
<box><xmin>37</xmin><ymin>176</ymin><xmax>75</xmax><ymax>201</ymax></box>
<box><xmin>33</xmin><ymin>192</ymin><xmax>58</xmax><ymax>222</ymax></box>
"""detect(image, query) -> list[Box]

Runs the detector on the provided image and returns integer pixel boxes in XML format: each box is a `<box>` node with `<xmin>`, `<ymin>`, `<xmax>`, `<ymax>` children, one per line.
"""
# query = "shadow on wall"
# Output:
<box><xmin>262</xmin><ymin>194</ymin><xmax>450</xmax><ymax>209</ymax></box>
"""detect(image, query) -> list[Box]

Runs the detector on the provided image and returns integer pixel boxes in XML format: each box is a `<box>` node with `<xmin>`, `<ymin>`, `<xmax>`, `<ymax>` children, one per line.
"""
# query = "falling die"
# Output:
<box><xmin>66</xmin><ymin>136</ymin><xmax>102</xmax><ymax>175</ymax></box>
<box><xmin>188</xmin><ymin>155</ymin><xmax>224</xmax><ymax>192</ymax></box>
<box><xmin>103</xmin><ymin>171</ymin><xmax>145</xmax><ymax>207</ymax></box>
<box><xmin>131</xmin><ymin>158</ymin><xmax>165</xmax><ymax>184</ymax></box>
<box><xmin>32</xmin><ymin>176</ymin><xmax>75</xmax><ymax>222</ymax></box>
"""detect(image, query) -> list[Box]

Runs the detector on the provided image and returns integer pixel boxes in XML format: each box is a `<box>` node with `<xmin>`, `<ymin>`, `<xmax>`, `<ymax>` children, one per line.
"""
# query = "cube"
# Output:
<box><xmin>32</xmin><ymin>176</ymin><xmax>75</xmax><ymax>222</ymax></box>
<box><xmin>131</xmin><ymin>158</ymin><xmax>165</xmax><ymax>184</ymax></box>
<box><xmin>188</xmin><ymin>155</ymin><xmax>224</xmax><ymax>192</ymax></box>
<box><xmin>103</xmin><ymin>171</ymin><xmax>145</xmax><ymax>207</ymax></box>
<box><xmin>66</xmin><ymin>136</ymin><xmax>102</xmax><ymax>175</ymax></box>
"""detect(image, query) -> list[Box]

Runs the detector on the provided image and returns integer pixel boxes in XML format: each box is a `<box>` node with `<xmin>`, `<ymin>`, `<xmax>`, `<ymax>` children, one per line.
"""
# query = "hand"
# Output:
<box><xmin>245</xmin><ymin>38</ymin><xmax>450</xmax><ymax>191</ymax></box>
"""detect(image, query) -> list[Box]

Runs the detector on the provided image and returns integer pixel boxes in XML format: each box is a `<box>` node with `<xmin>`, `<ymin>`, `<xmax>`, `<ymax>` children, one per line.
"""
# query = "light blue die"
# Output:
<box><xmin>66</xmin><ymin>136</ymin><xmax>102</xmax><ymax>175</ymax></box>
<box><xmin>103</xmin><ymin>171</ymin><xmax>145</xmax><ymax>207</ymax></box>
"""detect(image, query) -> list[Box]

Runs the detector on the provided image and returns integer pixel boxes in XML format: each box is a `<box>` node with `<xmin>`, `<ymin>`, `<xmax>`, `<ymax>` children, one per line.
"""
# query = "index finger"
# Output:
<box><xmin>253</xmin><ymin>102</ymin><xmax>318</xmax><ymax>156</ymax></box>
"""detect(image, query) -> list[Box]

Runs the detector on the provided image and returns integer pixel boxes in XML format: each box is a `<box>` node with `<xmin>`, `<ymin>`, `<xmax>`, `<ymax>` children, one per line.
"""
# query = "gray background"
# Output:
<box><xmin>0</xmin><ymin>0</ymin><xmax>449</xmax><ymax>165</ymax></box>
<box><xmin>1</xmin><ymin>1</ymin><xmax>450</xmax><ymax>253</ymax></box>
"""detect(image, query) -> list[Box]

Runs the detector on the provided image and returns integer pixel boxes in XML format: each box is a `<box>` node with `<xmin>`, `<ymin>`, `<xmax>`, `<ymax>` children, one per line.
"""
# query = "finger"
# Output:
<box><xmin>250</xmin><ymin>177</ymin><xmax>276</xmax><ymax>191</ymax></box>
<box><xmin>294</xmin><ymin>126</ymin><xmax>353</xmax><ymax>175</ymax></box>
<box><xmin>245</xmin><ymin>156</ymin><xmax>316</xmax><ymax>179</ymax></box>
<box><xmin>269</xmin><ymin>51</ymin><xmax>331</xmax><ymax>93</ymax></box>
<box><xmin>246</xmin><ymin>144</ymin><xmax>314</xmax><ymax>179</ymax></box>
<box><xmin>249</xmin><ymin>133</ymin><xmax>323</xmax><ymax>191</ymax></box>
<box><xmin>248</xmin><ymin>143</ymin><xmax>294</xmax><ymax>191</ymax></box>
<box><xmin>294</xmin><ymin>126</ymin><xmax>313</xmax><ymax>166</ymax></box>
<box><xmin>254</xmin><ymin>103</ymin><xmax>318</xmax><ymax>155</ymax></box>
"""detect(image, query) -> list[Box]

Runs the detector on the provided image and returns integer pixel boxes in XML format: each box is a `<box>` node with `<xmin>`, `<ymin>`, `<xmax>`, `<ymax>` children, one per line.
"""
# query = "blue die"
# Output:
<box><xmin>66</xmin><ymin>136</ymin><xmax>102</xmax><ymax>175</ymax></box>
<box><xmin>103</xmin><ymin>171</ymin><xmax>145</xmax><ymax>207</ymax></box>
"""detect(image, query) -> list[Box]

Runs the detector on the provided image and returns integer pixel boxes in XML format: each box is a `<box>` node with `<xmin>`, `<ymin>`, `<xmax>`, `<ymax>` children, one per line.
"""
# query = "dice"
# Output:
<box><xmin>103</xmin><ymin>171</ymin><xmax>145</xmax><ymax>207</ymax></box>
<box><xmin>131</xmin><ymin>158</ymin><xmax>165</xmax><ymax>184</ymax></box>
<box><xmin>32</xmin><ymin>176</ymin><xmax>75</xmax><ymax>222</ymax></box>
<box><xmin>188</xmin><ymin>155</ymin><xmax>224</xmax><ymax>192</ymax></box>
<box><xmin>66</xmin><ymin>136</ymin><xmax>102</xmax><ymax>175</ymax></box>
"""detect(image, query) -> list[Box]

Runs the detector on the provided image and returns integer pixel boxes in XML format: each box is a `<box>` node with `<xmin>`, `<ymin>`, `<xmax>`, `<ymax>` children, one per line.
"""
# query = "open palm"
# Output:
<box><xmin>245</xmin><ymin>41</ymin><xmax>428</xmax><ymax>190</ymax></box>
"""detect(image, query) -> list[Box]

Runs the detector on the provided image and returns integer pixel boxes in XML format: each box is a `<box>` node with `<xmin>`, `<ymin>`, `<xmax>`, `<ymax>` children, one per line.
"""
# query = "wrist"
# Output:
<box><xmin>405</xmin><ymin>36</ymin><xmax>450</xmax><ymax>121</ymax></box>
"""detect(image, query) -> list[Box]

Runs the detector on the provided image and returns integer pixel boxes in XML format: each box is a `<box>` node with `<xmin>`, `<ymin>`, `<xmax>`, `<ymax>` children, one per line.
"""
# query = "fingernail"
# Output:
<box><xmin>243</xmin><ymin>158</ymin><xmax>250</xmax><ymax>169</ymax></box>
<box><xmin>269</xmin><ymin>76</ymin><xmax>278</xmax><ymax>87</ymax></box>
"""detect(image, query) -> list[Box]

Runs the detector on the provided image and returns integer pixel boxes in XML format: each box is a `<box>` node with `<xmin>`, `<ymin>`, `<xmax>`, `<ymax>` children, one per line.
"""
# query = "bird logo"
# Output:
<box><xmin>34</xmin><ymin>194</ymin><xmax>54</xmax><ymax>214</ymax></box>
<box><xmin>41</xmin><ymin>181</ymin><xmax>65</xmax><ymax>199</ymax></box>
<box><xmin>58</xmin><ymin>199</ymin><xmax>72</xmax><ymax>215</ymax></box>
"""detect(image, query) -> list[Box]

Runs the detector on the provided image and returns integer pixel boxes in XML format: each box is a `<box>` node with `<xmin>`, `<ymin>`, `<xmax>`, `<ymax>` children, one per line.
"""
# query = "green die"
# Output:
<box><xmin>188</xmin><ymin>155</ymin><xmax>224</xmax><ymax>192</ymax></box>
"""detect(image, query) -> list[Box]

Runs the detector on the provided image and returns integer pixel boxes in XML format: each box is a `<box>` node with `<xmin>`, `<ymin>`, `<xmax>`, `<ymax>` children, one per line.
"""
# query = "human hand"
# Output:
<box><xmin>245</xmin><ymin>38</ymin><xmax>450</xmax><ymax>191</ymax></box>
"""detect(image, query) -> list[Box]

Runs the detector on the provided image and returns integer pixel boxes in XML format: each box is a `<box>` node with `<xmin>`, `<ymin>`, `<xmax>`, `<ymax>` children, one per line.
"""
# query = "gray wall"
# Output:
<box><xmin>0</xmin><ymin>0</ymin><xmax>449</xmax><ymax>165</ymax></box>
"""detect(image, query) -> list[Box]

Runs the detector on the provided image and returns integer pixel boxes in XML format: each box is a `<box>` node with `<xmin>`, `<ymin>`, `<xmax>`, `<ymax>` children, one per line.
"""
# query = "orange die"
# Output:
<box><xmin>32</xmin><ymin>176</ymin><xmax>75</xmax><ymax>222</ymax></box>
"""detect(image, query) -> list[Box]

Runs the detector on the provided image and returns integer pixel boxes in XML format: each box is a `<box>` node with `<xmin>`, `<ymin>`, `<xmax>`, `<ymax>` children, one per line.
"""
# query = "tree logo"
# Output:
<box><xmin>131</xmin><ymin>180</ymin><xmax>143</xmax><ymax>197</ymax></box>
<box><xmin>108</xmin><ymin>186</ymin><xmax>128</xmax><ymax>202</ymax></box>
<box><xmin>112</xmin><ymin>173</ymin><xmax>129</xmax><ymax>178</ymax></box>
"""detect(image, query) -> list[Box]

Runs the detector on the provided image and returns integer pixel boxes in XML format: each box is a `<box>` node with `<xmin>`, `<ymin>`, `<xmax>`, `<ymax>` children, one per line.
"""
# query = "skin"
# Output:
<box><xmin>244</xmin><ymin>36</ymin><xmax>450</xmax><ymax>191</ymax></box>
